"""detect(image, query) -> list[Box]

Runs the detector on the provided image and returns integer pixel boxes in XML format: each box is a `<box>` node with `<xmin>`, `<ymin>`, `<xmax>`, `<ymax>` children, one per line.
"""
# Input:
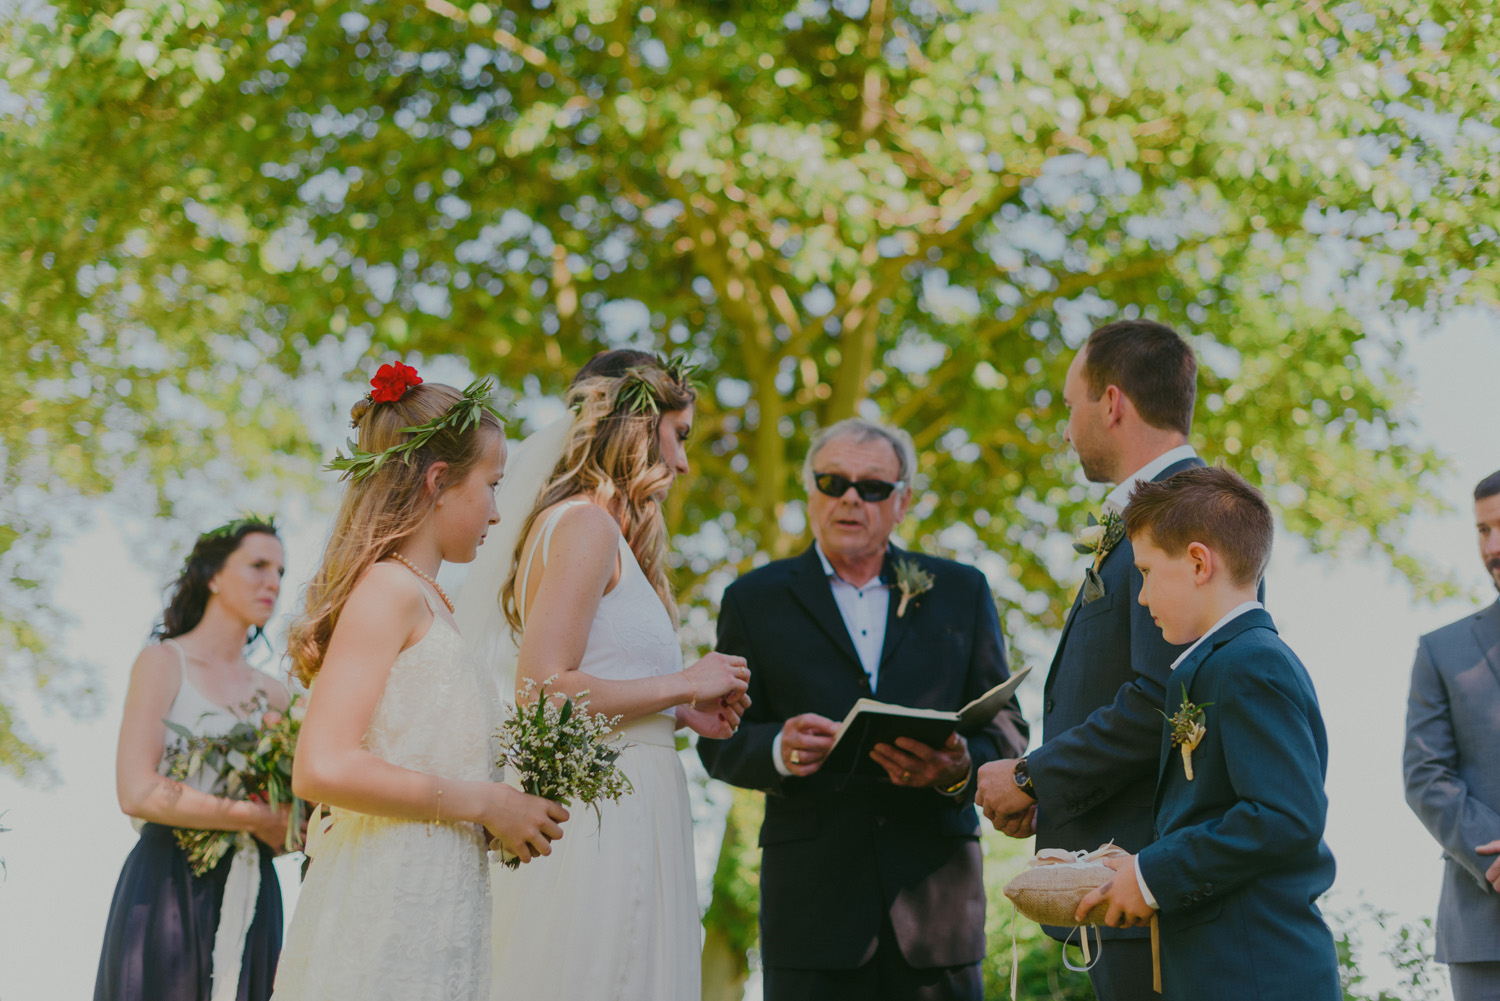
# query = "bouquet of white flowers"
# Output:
<box><xmin>492</xmin><ymin>678</ymin><xmax>634</xmax><ymax>869</ymax></box>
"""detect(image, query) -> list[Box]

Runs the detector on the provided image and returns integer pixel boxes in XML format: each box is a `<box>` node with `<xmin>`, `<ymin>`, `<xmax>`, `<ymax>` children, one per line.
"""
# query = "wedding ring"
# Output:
<box><xmin>790</xmin><ymin>749</ymin><xmax>801</xmax><ymax>765</ymax></box>
<box><xmin>902</xmin><ymin>771</ymin><xmax>911</xmax><ymax>783</ymax></box>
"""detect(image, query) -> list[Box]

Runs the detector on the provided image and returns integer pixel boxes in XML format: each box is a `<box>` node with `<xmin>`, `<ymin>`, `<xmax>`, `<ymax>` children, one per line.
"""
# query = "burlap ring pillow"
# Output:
<box><xmin>1001</xmin><ymin>843</ymin><xmax>1160</xmax><ymax>998</ymax></box>
<box><xmin>1002</xmin><ymin>843</ymin><xmax>1126</xmax><ymax>925</ymax></box>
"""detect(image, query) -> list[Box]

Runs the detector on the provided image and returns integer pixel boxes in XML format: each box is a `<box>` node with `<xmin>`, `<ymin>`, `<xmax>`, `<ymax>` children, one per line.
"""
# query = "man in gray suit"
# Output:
<box><xmin>1404</xmin><ymin>468</ymin><xmax>1500</xmax><ymax>1001</ymax></box>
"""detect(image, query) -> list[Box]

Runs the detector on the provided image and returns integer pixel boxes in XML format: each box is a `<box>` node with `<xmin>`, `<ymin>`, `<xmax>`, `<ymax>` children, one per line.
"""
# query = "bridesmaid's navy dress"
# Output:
<box><xmin>93</xmin><ymin>823</ymin><xmax>281</xmax><ymax>1001</ymax></box>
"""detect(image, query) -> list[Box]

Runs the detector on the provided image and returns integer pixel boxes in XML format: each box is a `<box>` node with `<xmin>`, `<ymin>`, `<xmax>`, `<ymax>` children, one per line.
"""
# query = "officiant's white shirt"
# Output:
<box><xmin>1104</xmin><ymin>444</ymin><xmax>1199</xmax><ymax>515</ymax></box>
<box><xmin>771</xmin><ymin>542</ymin><xmax>891</xmax><ymax>777</ymax></box>
<box><xmin>1135</xmin><ymin>599</ymin><xmax>1265</xmax><ymax>907</ymax></box>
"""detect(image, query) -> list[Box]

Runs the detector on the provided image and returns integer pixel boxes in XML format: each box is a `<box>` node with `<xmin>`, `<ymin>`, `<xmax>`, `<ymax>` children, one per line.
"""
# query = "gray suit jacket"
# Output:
<box><xmin>1403</xmin><ymin>599</ymin><xmax>1500</xmax><ymax>963</ymax></box>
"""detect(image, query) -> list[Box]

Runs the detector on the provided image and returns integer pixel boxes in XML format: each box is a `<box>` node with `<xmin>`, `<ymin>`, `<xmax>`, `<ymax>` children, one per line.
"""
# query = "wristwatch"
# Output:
<box><xmin>1012</xmin><ymin>757</ymin><xmax>1037</xmax><ymax>800</ymax></box>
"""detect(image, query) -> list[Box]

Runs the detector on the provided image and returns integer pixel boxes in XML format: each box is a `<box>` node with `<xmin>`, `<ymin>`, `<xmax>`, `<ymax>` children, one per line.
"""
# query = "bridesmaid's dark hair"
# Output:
<box><xmin>154</xmin><ymin>519</ymin><xmax>280</xmax><ymax>644</ymax></box>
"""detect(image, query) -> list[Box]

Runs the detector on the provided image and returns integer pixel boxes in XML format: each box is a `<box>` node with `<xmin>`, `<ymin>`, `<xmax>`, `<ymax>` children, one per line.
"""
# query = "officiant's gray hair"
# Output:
<box><xmin>802</xmin><ymin>418</ymin><xmax>917</xmax><ymax>492</ymax></box>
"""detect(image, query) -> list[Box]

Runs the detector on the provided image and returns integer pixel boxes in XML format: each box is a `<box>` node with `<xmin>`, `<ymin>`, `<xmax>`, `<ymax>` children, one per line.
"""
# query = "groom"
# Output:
<box><xmin>975</xmin><ymin>320</ymin><xmax>1208</xmax><ymax>1001</ymax></box>
<box><xmin>699</xmin><ymin>417</ymin><xmax>1027</xmax><ymax>1001</ymax></box>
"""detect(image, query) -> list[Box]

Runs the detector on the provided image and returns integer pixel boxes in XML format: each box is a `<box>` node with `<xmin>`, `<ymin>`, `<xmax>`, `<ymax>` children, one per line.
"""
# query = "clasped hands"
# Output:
<box><xmin>974</xmin><ymin>758</ymin><xmax>1036</xmax><ymax>837</ymax></box>
<box><xmin>777</xmin><ymin>713</ymin><xmax>970</xmax><ymax>789</ymax></box>
<box><xmin>680</xmin><ymin>652</ymin><xmax>752</xmax><ymax>740</ymax></box>
<box><xmin>1479</xmin><ymin>839</ymin><xmax>1500</xmax><ymax>894</ymax></box>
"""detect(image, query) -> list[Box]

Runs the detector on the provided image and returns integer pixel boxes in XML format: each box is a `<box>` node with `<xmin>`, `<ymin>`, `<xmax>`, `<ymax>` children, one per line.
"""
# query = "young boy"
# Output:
<box><xmin>1075</xmin><ymin>466</ymin><xmax>1340</xmax><ymax>1000</ymax></box>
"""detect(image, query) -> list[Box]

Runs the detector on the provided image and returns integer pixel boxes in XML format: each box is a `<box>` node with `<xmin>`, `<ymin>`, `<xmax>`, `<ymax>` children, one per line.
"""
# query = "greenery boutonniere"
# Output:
<box><xmin>1161</xmin><ymin>686</ymin><xmax>1211</xmax><ymax>781</ymax></box>
<box><xmin>893</xmin><ymin>557</ymin><xmax>934</xmax><ymax>618</ymax></box>
<box><xmin>1072</xmin><ymin>510</ymin><xmax>1125</xmax><ymax>603</ymax></box>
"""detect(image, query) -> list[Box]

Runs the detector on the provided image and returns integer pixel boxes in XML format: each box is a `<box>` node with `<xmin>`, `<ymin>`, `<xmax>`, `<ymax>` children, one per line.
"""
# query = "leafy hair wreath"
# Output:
<box><xmin>327</xmin><ymin>372</ymin><xmax>505</xmax><ymax>483</ymax></box>
<box><xmin>198</xmin><ymin>513</ymin><xmax>278</xmax><ymax>543</ymax></box>
<box><xmin>612</xmin><ymin>353</ymin><xmax>699</xmax><ymax>416</ymax></box>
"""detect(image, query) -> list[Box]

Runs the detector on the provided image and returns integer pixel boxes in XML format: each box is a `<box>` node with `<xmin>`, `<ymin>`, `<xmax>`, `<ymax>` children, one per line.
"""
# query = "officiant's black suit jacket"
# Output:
<box><xmin>698</xmin><ymin>544</ymin><xmax>1028</xmax><ymax>971</ymax></box>
<box><xmin>1026</xmin><ymin>454</ymin><xmax>1206</xmax><ymax>943</ymax></box>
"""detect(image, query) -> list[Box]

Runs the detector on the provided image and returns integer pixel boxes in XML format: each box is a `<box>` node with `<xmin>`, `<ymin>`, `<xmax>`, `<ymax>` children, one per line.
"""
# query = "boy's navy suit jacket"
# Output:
<box><xmin>1136</xmin><ymin>608</ymin><xmax>1340</xmax><ymax>1001</ymax></box>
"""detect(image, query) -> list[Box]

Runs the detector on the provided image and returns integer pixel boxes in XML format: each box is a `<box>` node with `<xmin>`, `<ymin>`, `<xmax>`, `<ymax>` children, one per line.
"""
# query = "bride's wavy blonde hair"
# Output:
<box><xmin>501</xmin><ymin>358</ymin><xmax>695</xmax><ymax>633</ymax></box>
<box><xmin>289</xmin><ymin>383</ymin><xmax>504</xmax><ymax>684</ymax></box>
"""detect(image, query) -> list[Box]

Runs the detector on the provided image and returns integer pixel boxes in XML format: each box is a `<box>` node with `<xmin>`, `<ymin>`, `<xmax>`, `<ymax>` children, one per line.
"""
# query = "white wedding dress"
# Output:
<box><xmin>489</xmin><ymin>500</ymin><xmax>701</xmax><ymax>1001</ymax></box>
<box><xmin>273</xmin><ymin>584</ymin><xmax>497</xmax><ymax>1001</ymax></box>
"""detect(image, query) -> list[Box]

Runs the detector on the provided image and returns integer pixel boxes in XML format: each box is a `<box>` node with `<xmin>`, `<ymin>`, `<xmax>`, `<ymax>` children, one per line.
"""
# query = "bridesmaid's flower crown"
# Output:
<box><xmin>327</xmin><ymin>361</ymin><xmax>505</xmax><ymax>482</ymax></box>
<box><xmin>199</xmin><ymin>513</ymin><xmax>278</xmax><ymax>543</ymax></box>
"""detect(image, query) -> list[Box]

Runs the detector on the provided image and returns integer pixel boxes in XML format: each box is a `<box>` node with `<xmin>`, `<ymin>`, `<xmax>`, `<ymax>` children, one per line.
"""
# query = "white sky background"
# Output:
<box><xmin>0</xmin><ymin>315</ymin><xmax>1496</xmax><ymax>1000</ymax></box>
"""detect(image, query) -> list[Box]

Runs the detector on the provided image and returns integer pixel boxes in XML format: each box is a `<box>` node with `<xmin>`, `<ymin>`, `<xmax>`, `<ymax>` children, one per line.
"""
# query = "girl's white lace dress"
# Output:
<box><xmin>273</xmin><ymin>585</ymin><xmax>497</xmax><ymax>1001</ymax></box>
<box><xmin>489</xmin><ymin>501</ymin><xmax>701</xmax><ymax>1001</ymax></box>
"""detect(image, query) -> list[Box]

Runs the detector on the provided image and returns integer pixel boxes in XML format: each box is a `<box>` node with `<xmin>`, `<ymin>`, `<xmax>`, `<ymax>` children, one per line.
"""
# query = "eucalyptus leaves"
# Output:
<box><xmin>162</xmin><ymin>695</ymin><xmax>307</xmax><ymax>875</ymax></box>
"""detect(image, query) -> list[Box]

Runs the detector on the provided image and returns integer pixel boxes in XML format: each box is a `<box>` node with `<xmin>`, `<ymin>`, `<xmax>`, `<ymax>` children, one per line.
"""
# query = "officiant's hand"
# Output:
<box><xmin>1478</xmin><ymin>840</ymin><xmax>1500</xmax><ymax>892</ymax></box>
<box><xmin>781</xmin><ymin>714</ymin><xmax>839</xmax><ymax>776</ymax></box>
<box><xmin>870</xmin><ymin>733</ymin><xmax>970</xmax><ymax>791</ymax></box>
<box><xmin>975</xmin><ymin>758</ymin><xmax>1036</xmax><ymax>837</ymax></box>
<box><xmin>1075</xmin><ymin>855</ymin><xmax>1155</xmax><ymax>928</ymax></box>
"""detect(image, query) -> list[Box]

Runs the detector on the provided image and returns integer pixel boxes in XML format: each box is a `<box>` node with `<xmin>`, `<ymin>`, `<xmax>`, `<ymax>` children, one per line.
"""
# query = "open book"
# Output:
<box><xmin>820</xmin><ymin>665</ymin><xmax>1032</xmax><ymax>783</ymax></box>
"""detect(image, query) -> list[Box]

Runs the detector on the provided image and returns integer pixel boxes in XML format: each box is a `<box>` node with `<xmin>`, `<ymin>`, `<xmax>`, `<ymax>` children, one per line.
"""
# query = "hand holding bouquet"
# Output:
<box><xmin>163</xmin><ymin>694</ymin><xmax>308</xmax><ymax>876</ymax></box>
<box><xmin>492</xmin><ymin>678</ymin><xmax>633</xmax><ymax>870</ymax></box>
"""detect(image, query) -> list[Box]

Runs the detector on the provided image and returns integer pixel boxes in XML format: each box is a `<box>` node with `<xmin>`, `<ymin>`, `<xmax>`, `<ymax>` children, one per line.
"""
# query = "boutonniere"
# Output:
<box><xmin>1072</xmin><ymin>510</ymin><xmax>1125</xmax><ymax>603</ymax></box>
<box><xmin>893</xmin><ymin>558</ymin><xmax>935</xmax><ymax>618</ymax></box>
<box><xmin>1161</xmin><ymin>685</ymin><xmax>1210</xmax><ymax>780</ymax></box>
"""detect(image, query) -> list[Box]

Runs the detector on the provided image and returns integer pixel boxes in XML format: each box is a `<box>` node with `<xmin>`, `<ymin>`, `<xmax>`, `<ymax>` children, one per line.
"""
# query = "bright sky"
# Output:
<box><xmin>0</xmin><ymin>316</ymin><xmax>1496</xmax><ymax>1000</ymax></box>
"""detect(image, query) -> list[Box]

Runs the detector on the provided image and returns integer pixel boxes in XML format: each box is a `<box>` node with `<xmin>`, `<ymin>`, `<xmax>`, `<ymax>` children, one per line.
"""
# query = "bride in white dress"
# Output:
<box><xmin>462</xmin><ymin>351</ymin><xmax>750</xmax><ymax>1001</ymax></box>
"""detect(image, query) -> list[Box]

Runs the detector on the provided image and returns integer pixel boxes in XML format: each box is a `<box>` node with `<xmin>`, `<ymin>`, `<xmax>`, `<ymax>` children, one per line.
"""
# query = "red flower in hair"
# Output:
<box><xmin>369</xmin><ymin>361</ymin><xmax>422</xmax><ymax>402</ymax></box>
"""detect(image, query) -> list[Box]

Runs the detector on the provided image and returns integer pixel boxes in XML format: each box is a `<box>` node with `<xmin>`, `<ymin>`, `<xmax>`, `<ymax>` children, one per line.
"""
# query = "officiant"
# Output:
<box><xmin>699</xmin><ymin>417</ymin><xmax>1028</xmax><ymax>1001</ymax></box>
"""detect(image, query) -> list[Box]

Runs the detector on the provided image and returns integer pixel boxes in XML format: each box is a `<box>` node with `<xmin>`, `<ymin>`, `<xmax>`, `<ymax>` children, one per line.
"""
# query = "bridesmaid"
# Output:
<box><xmin>95</xmin><ymin>517</ymin><xmax>293</xmax><ymax>1001</ymax></box>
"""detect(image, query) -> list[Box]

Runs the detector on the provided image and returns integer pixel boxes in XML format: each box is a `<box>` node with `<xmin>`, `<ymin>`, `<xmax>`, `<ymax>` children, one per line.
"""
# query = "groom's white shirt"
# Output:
<box><xmin>1104</xmin><ymin>444</ymin><xmax>1198</xmax><ymax>515</ymax></box>
<box><xmin>1134</xmin><ymin>599</ymin><xmax>1265</xmax><ymax>907</ymax></box>
<box><xmin>771</xmin><ymin>542</ymin><xmax>891</xmax><ymax>777</ymax></box>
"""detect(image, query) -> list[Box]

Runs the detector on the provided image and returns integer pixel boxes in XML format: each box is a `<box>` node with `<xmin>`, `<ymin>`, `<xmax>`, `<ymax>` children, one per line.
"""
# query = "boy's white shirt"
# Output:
<box><xmin>1135</xmin><ymin>599</ymin><xmax>1265</xmax><ymax>909</ymax></box>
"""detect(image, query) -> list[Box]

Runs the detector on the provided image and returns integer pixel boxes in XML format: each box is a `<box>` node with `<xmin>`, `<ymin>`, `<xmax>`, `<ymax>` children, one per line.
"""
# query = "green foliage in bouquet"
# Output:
<box><xmin>162</xmin><ymin>694</ymin><xmax>306</xmax><ymax>876</ymax></box>
<box><xmin>494</xmin><ymin>678</ymin><xmax>633</xmax><ymax>870</ymax></box>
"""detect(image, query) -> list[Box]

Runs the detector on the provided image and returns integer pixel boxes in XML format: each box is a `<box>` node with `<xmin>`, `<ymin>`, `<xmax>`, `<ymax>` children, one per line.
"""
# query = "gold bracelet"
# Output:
<box><xmin>687</xmin><ymin>677</ymin><xmax>698</xmax><ymax>712</ymax></box>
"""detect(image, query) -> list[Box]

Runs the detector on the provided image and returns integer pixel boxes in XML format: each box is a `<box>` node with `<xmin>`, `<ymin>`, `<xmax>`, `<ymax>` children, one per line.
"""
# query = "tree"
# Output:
<box><xmin>4</xmin><ymin>0</ymin><xmax>1495</xmax><ymax>979</ymax></box>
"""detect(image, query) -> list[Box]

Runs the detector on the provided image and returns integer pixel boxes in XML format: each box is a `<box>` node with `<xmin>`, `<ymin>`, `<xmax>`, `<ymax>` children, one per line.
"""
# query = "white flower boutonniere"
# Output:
<box><xmin>1162</xmin><ymin>686</ymin><xmax>1211</xmax><ymax>781</ymax></box>
<box><xmin>893</xmin><ymin>557</ymin><xmax>935</xmax><ymax>618</ymax></box>
<box><xmin>1072</xmin><ymin>510</ymin><xmax>1125</xmax><ymax>604</ymax></box>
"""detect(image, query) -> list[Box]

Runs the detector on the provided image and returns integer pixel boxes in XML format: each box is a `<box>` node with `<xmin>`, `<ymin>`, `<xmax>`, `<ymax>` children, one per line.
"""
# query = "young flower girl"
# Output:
<box><xmin>272</xmin><ymin>364</ymin><xmax>568</xmax><ymax>1001</ymax></box>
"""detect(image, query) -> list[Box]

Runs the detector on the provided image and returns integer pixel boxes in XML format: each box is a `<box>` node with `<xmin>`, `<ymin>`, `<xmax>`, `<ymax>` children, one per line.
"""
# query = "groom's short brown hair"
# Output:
<box><xmin>1124</xmin><ymin>466</ymin><xmax>1273</xmax><ymax>586</ymax></box>
<box><xmin>1083</xmin><ymin>320</ymin><xmax>1197</xmax><ymax>435</ymax></box>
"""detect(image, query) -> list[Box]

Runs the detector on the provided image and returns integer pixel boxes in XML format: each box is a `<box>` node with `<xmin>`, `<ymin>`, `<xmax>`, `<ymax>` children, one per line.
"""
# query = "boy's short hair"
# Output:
<box><xmin>1124</xmin><ymin>466</ymin><xmax>1273</xmax><ymax>586</ymax></box>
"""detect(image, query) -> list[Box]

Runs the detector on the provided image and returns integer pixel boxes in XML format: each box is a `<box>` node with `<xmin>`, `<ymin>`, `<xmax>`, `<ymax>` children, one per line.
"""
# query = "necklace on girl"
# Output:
<box><xmin>388</xmin><ymin>552</ymin><xmax>455</xmax><ymax>614</ymax></box>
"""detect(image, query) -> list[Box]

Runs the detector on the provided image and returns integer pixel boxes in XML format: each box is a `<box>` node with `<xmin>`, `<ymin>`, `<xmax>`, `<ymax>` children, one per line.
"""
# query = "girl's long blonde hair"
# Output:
<box><xmin>289</xmin><ymin>382</ymin><xmax>504</xmax><ymax>684</ymax></box>
<box><xmin>501</xmin><ymin>361</ymin><xmax>695</xmax><ymax>634</ymax></box>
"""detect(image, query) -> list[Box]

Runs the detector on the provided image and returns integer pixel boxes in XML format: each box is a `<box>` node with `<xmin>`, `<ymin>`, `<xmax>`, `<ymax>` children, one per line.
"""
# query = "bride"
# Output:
<box><xmin>460</xmin><ymin>350</ymin><xmax>751</xmax><ymax>1000</ymax></box>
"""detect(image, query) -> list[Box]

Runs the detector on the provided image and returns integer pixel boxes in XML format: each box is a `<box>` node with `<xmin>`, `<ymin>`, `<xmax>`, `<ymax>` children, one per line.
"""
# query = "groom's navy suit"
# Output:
<box><xmin>1025</xmin><ymin>455</ymin><xmax>1203</xmax><ymax>947</ymax></box>
<box><xmin>1136</xmin><ymin>609</ymin><xmax>1339</xmax><ymax>1000</ymax></box>
<box><xmin>699</xmin><ymin>544</ymin><xmax>1027</xmax><ymax>998</ymax></box>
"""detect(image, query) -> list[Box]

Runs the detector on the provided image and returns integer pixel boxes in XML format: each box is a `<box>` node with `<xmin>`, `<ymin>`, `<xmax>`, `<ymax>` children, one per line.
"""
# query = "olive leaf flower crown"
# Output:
<box><xmin>199</xmin><ymin>513</ymin><xmax>278</xmax><ymax>543</ymax></box>
<box><xmin>326</xmin><ymin>364</ymin><xmax>505</xmax><ymax>483</ymax></box>
<box><xmin>607</xmin><ymin>353</ymin><xmax>699</xmax><ymax>417</ymax></box>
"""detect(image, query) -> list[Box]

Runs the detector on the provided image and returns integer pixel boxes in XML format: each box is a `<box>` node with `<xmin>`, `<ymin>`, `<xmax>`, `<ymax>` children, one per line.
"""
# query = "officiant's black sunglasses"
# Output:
<box><xmin>813</xmin><ymin>473</ymin><xmax>906</xmax><ymax>502</ymax></box>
